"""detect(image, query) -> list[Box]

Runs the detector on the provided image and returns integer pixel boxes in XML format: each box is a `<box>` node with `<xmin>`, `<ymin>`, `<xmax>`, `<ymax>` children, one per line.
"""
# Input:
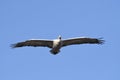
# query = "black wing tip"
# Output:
<box><xmin>97</xmin><ymin>38</ymin><xmax>105</xmax><ymax>44</ymax></box>
<box><xmin>11</xmin><ymin>42</ymin><xmax>24</xmax><ymax>48</ymax></box>
<box><xmin>11</xmin><ymin>43</ymin><xmax>18</xmax><ymax>48</ymax></box>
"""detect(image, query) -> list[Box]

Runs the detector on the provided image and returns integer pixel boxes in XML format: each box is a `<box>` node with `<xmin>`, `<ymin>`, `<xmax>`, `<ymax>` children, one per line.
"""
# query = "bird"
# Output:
<box><xmin>12</xmin><ymin>35</ymin><xmax>104</xmax><ymax>55</ymax></box>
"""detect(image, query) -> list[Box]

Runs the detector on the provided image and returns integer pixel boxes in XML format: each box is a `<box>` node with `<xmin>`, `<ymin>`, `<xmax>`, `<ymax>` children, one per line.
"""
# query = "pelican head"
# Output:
<box><xmin>58</xmin><ymin>35</ymin><xmax>62</xmax><ymax>39</ymax></box>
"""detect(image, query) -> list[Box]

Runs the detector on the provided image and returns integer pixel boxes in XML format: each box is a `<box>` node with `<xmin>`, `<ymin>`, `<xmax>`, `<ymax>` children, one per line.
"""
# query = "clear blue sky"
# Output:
<box><xmin>0</xmin><ymin>0</ymin><xmax>120</xmax><ymax>80</ymax></box>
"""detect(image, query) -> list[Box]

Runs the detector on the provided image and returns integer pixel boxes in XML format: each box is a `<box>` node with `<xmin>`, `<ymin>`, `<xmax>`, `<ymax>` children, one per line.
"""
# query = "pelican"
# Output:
<box><xmin>12</xmin><ymin>35</ymin><xmax>104</xmax><ymax>55</ymax></box>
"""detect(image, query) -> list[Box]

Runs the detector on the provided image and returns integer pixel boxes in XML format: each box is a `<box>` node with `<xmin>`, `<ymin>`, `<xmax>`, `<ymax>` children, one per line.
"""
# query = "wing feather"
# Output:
<box><xmin>12</xmin><ymin>40</ymin><xmax>53</xmax><ymax>48</ymax></box>
<box><xmin>62</xmin><ymin>37</ymin><xmax>104</xmax><ymax>47</ymax></box>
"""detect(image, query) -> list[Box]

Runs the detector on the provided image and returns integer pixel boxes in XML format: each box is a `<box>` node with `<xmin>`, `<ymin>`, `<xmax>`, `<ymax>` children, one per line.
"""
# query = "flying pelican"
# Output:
<box><xmin>12</xmin><ymin>35</ymin><xmax>104</xmax><ymax>55</ymax></box>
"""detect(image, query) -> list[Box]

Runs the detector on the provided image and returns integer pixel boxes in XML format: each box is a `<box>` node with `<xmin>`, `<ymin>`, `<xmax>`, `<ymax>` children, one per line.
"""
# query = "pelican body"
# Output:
<box><xmin>50</xmin><ymin>36</ymin><xmax>62</xmax><ymax>54</ymax></box>
<box><xmin>12</xmin><ymin>35</ymin><xmax>104</xmax><ymax>55</ymax></box>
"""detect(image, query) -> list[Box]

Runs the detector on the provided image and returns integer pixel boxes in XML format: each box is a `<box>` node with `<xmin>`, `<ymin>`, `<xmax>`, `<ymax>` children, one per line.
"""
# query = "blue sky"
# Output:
<box><xmin>0</xmin><ymin>0</ymin><xmax>120</xmax><ymax>80</ymax></box>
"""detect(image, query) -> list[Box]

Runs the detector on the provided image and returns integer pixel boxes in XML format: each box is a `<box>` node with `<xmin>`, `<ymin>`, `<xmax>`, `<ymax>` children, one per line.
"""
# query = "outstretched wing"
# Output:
<box><xmin>12</xmin><ymin>39</ymin><xmax>53</xmax><ymax>48</ymax></box>
<box><xmin>62</xmin><ymin>37</ymin><xmax>104</xmax><ymax>47</ymax></box>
